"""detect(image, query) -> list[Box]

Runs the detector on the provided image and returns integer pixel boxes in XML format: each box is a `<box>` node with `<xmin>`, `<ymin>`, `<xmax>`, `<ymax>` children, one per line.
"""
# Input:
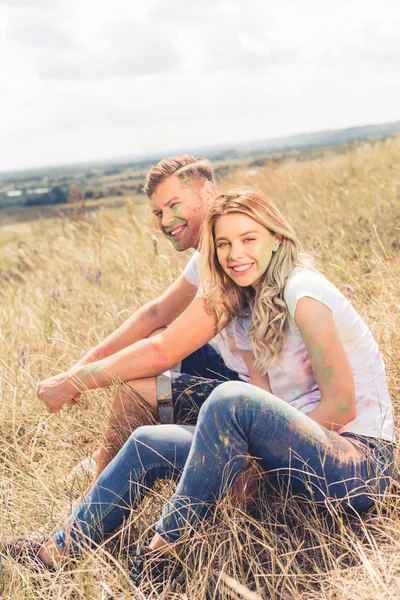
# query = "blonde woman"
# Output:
<box><xmin>8</xmin><ymin>190</ymin><xmax>395</xmax><ymax>589</ymax></box>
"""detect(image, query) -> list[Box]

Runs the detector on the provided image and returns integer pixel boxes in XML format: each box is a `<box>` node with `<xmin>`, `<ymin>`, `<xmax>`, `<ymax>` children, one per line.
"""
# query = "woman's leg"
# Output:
<box><xmin>155</xmin><ymin>381</ymin><xmax>392</xmax><ymax>543</ymax></box>
<box><xmin>48</xmin><ymin>424</ymin><xmax>195</xmax><ymax>559</ymax></box>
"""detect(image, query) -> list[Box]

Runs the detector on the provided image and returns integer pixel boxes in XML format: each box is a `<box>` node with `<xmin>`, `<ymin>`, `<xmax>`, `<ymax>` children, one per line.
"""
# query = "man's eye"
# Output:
<box><xmin>170</xmin><ymin>203</ymin><xmax>180</xmax><ymax>209</ymax></box>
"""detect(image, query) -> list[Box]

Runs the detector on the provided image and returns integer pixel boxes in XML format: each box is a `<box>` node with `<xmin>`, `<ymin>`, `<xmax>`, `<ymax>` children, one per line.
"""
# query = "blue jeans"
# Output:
<box><xmin>180</xmin><ymin>342</ymin><xmax>241</xmax><ymax>381</ymax></box>
<box><xmin>53</xmin><ymin>382</ymin><xmax>394</xmax><ymax>554</ymax></box>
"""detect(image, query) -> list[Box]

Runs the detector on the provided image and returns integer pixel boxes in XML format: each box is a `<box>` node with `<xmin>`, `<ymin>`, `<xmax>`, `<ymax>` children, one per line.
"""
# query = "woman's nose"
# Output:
<box><xmin>228</xmin><ymin>243</ymin><xmax>244</xmax><ymax>261</ymax></box>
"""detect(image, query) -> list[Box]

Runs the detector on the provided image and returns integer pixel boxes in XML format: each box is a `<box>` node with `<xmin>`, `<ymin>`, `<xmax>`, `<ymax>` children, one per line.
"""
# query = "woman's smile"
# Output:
<box><xmin>214</xmin><ymin>213</ymin><xmax>280</xmax><ymax>288</ymax></box>
<box><xmin>228</xmin><ymin>262</ymin><xmax>255</xmax><ymax>276</ymax></box>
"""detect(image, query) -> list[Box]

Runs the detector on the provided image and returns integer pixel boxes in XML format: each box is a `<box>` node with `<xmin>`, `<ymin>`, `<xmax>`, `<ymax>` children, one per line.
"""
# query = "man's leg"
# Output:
<box><xmin>180</xmin><ymin>342</ymin><xmax>241</xmax><ymax>381</ymax></box>
<box><xmin>92</xmin><ymin>377</ymin><xmax>159</xmax><ymax>483</ymax></box>
<box><xmin>91</xmin><ymin>343</ymin><xmax>238</xmax><ymax>483</ymax></box>
<box><xmin>91</xmin><ymin>371</ymin><xmax>224</xmax><ymax>485</ymax></box>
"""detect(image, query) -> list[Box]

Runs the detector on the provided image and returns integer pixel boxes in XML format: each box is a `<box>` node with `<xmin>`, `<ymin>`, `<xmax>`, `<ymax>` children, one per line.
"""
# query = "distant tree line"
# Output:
<box><xmin>25</xmin><ymin>186</ymin><xmax>68</xmax><ymax>206</ymax></box>
<box><xmin>0</xmin><ymin>180</ymin><xmax>146</xmax><ymax>211</ymax></box>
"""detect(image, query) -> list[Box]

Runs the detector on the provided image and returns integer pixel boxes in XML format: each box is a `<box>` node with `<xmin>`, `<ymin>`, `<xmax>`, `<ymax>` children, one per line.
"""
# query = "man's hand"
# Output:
<box><xmin>37</xmin><ymin>371</ymin><xmax>82</xmax><ymax>413</ymax></box>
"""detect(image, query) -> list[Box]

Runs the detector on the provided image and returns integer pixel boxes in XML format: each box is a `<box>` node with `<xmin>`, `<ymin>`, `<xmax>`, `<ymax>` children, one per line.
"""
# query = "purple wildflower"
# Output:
<box><xmin>20</xmin><ymin>347</ymin><xmax>26</xmax><ymax>367</ymax></box>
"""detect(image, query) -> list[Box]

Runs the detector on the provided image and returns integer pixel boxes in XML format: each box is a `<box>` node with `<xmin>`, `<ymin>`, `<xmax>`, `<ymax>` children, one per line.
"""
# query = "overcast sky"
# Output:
<box><xmin>1</xmin><ymin>0</ymin><xmax>399</xmax><ymax>171</ymax></box>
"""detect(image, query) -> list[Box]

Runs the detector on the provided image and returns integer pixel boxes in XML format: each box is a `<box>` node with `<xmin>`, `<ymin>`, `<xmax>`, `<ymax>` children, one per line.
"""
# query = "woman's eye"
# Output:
<box><xmin>217</xmin><ymin>242</ymin><xmax>228</xmax><ymax>248</ymax></box>
<box><xmin>244</xmin><ymin>237</ymin><xmax>255</xmax><ymax>243</ymax></box>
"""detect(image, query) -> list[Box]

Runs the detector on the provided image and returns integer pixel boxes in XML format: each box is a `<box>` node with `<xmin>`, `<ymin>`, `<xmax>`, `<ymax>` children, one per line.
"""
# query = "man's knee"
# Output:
<box><xmin>130</xmin><ymin>424</ymin><xmax>157</xmax><ymax>445</ymax></box>
<box><xmin>129</xmin><ymin>424</ymin><xmax>172</xmax><ymax>459</ymax></box>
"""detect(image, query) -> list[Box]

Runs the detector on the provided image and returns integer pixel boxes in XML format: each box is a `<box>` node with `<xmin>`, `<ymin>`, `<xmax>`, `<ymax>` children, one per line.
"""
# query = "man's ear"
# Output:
<box><xmin>200</xmin><ymin>180</ymin><xmax>217</xmax><ymax>204</ymax></box>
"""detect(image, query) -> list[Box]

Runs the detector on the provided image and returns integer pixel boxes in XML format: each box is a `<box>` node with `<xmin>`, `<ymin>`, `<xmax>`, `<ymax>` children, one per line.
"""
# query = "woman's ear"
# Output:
<box><xmin>273</xmin><ymin>233</ymin><xmax>283</xmax><ymax>252</ymax></box>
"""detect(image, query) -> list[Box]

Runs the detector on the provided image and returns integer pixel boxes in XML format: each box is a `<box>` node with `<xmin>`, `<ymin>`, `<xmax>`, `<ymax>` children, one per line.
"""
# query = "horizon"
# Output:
<box><xmin>2</xmin><ymin>116</ymin><xmax>399</xmax><ymax>177</ymax></box>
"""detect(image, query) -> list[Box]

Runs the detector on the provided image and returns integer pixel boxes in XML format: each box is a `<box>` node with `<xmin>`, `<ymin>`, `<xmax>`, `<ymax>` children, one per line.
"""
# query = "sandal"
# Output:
<box><xmin>1</xmin><ymin>538</ymin><xmax>56</xmax><ymax>572</ymax></box>
<box><xmin>129</xmin><ymin>546</ymin><xmax>184</xmax><ymax>588</ymax></box>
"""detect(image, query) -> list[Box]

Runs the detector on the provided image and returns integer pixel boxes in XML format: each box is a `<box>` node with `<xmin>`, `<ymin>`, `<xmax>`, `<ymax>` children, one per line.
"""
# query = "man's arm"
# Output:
<box><xmin>38</xmin><ymin>297</ymin><xmax>221</xmax><ymax>412</ymax></box>
<box><xmin>78</xmin><ymin>272</ymin><xmax>198</xmax><ymax>364</ymax></box>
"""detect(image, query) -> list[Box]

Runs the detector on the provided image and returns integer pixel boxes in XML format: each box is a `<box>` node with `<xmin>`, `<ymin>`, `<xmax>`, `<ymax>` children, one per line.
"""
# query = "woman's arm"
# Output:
<box><xmin>239</xmin><ymin>350</ymin><xmax>272</xmax><ymax>393</ymax></box>
<box><xmin>37</xmin><ymin>298</ymin><xmax>221</xmax><ymax>413</ymax></box>
<box><xmin>294</xmin><ymin>296</ymin><xmax>356</xmax><ymax>430</ymax></box>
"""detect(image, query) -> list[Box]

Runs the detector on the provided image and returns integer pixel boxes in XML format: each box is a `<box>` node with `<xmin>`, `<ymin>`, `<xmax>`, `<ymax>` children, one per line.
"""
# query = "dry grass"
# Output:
<box><xmin>0</xmin><ymin>137</ymin><xmax>399</xmax><ymax>599</ymax></box>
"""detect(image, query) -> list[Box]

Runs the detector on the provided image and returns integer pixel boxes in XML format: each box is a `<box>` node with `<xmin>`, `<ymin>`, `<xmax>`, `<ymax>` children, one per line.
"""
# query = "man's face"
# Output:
<box><xmin>151</xmin><ymin>174</ymin><xmax>213</xmax><ymax>251</ymax></box>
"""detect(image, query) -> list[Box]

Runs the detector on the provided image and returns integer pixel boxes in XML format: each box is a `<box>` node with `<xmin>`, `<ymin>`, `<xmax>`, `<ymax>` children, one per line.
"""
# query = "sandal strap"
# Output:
<box><xmin>1</xmin><ymin>538</ymin><xmax>55</xmax><ymax>572</ymax></box>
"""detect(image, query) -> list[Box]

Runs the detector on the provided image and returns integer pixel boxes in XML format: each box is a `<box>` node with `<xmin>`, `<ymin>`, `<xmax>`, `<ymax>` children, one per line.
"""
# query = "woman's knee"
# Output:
<box><xmin>199</xmin><ymin>381</ymin><xmax>253</xmax><ymax>416</ymax></box>
<box><xmin>199</xmin><ymin>380</ymin><xmax>279</xmax><ymax>420</ymax></box>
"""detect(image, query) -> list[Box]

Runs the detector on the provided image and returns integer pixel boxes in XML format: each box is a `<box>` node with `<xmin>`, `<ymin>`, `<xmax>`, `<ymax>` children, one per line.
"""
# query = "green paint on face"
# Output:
<box><xmin>250</xmin><ymin>238</ymin><xmax>277</xmax><ymax>288</ymax></box>
<box><xmin>160</xmin><ymin>202</ymin><xmax>188</xmax><ymax>238</ymax></box>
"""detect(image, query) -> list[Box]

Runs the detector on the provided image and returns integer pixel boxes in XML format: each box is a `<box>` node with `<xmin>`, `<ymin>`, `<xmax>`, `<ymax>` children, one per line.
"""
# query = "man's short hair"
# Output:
<box><xmin>144</xmin><ymin>154</ymin><xmax>215</xmax><ymax>198</ymax></box>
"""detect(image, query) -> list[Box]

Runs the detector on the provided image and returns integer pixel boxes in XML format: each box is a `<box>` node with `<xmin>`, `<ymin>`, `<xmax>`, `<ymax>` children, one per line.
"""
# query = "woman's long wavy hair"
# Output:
<box><xmin>201</xmin><ymin>188</ymin><xmax>307</xmax><ymax>374</ymax></box>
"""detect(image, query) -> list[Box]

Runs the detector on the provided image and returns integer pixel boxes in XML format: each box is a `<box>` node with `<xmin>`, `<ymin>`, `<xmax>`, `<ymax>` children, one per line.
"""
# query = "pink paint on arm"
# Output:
<box><xmin>148</xmin><ymin>339</ymin><xmax>170</xmax><ymax>369</ymax></box>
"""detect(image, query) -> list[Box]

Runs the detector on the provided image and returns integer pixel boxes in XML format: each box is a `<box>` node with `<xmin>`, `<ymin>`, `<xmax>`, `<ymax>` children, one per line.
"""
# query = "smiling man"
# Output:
<box><xmin>37</xmin><ymin>155</ymin><xmax>249</xmax><ymax>484</ymax></box>
<box><xmin>150</xmin><ymin>161</ymin><xmax>210</xmax><ymax>251</ymax></box>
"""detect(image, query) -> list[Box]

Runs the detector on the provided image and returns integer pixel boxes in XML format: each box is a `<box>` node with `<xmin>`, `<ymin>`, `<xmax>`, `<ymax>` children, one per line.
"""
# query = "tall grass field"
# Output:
<box><xmin>0</xmin><ymin>137</ymin><xmax>399</xmax><ymax>599</ymax></box>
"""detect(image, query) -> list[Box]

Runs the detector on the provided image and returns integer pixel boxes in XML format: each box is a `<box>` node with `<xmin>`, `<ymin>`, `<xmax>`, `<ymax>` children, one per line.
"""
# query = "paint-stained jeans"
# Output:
<box><xmin>53</xmin><ymin>382</ymin><xmax>394</xmax><ymax>554</ymax></box>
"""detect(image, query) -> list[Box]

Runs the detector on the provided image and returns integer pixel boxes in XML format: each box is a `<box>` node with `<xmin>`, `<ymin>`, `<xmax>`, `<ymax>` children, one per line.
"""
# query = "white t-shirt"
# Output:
<box><xmin>233</xmin><ymin>267</ymin><xmax>394</xmax><ymax>442</ymax></box>
<box><xmin>183</xmin><ymin>252</ymin><xmax>250</xmax><ymax>382</ymax></box>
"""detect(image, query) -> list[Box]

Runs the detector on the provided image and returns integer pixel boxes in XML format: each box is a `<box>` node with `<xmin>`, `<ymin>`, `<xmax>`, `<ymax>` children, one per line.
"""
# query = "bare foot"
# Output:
<box><xmin>38</xmin><ymin>539</ymin><xmax>65</xmax><ymax>568</ymax></box>
<box><xmin>149</xmin><ymin>533</ymin><xmax>173</xmax><ymax>555</ymax></box>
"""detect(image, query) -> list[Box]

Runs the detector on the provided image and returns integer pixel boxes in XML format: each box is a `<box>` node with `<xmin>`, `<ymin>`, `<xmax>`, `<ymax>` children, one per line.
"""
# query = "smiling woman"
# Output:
<box><xmin>200</xmin><ymin>189</ymin><xmax>394</xmax><ymax>438</ymax></box>
<box><xmin>201</xmin><ymin>188</ymin><xmax>303</xmax><ymax>374</ymax></box>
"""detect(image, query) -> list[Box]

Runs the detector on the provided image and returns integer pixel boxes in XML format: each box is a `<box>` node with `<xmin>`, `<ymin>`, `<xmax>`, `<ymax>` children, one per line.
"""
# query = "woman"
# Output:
<box><xmin>9</xmin><ymin>189</ymin><xmax>395</xmax><ymax>587</ymax></box>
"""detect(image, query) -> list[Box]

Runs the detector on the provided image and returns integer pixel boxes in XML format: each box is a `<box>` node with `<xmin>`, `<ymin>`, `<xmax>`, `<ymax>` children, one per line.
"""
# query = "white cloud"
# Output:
<box><xmin>0</xmin><ymin>0</ymin><xmax>399</xmax><ymax>171</ymax></box>
<box><xmin>7</xmin><ymin>10</ymin><xmax>73</xmax><ymax>49</ymax></box>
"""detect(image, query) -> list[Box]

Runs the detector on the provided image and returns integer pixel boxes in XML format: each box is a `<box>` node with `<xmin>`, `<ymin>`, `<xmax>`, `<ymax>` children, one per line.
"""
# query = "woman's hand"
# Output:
<box><xmin>37</xmin><ymin>370</ymin><xmax>82</xmax><ymax>413</ymax></box>
<box><xmin>218</xmin><ymin>459</ymin><xmax>262</xmax><ymax>507</ymax></box>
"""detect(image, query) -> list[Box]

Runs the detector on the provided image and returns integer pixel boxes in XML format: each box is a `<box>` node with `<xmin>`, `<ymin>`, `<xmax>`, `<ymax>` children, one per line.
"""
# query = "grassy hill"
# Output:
<box><xmin>0</xmin><ymin>135</ymin><xmax>399</xmax><ymax>599</ymax></box>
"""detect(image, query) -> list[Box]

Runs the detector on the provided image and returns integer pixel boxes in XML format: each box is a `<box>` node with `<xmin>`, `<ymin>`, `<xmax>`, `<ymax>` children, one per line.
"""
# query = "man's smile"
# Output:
<box><xmin>166</xmin><ymin>224</ymin><xmax>186</xmax><ymax>238</ymax></box>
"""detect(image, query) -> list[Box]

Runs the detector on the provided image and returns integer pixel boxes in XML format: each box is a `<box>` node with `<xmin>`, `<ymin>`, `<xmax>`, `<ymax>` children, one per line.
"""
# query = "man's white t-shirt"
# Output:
<box><xmin>233</xmin><ymin>267</ymin><xmax>394</xmax><ymax>442</ymax></box>
<box><xmin>183</xmin><ymin>252</ymin><xmax>250</xmax><ymax>382</ymax></box>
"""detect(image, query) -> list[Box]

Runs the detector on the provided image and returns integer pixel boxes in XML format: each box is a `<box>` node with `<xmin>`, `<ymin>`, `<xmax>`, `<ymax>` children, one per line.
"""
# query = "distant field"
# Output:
<box><xmin>0</xmin><ymin>136</ymin><xmax>399</xmax><ymax>599</ymax></box>
<box><xmin>0</xmin><ymin>194</ymin><xmax>147</xmax><ymax>264</ymax></box>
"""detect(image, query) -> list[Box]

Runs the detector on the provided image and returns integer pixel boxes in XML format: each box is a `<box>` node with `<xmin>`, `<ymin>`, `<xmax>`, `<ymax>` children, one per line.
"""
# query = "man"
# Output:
<box><xmin>37</xmin><ymin>155</ymin><xmax>249</xmax><ymax>483</ymax></box>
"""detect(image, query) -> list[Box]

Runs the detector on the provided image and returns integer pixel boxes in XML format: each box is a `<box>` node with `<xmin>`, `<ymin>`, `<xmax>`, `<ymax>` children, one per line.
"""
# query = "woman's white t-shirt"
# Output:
<box><xmin>233</xmin><ymin>267</ymin><xmax>395</xmax><ymax>442</ymax></box>
<box><xmin>182</xmin><ymin>252</ymin><xmax>250</xmax><ymax>382</ymax></box>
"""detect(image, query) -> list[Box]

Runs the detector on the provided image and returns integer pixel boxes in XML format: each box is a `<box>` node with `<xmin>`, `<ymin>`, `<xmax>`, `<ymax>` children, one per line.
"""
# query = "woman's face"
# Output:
<box><xmin>214</xmin><ymin>213</ymin><xmax>281</xmax><ymax>289</ymax></box>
